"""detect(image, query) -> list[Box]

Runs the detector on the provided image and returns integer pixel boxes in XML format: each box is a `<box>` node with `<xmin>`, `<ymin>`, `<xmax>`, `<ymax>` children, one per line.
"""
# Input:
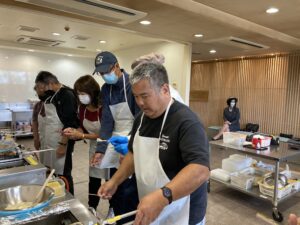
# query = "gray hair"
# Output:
<box><xmin>130</xmin><ymin>63</ymin><xmax>169</xmax><ymax>90</ymax></box>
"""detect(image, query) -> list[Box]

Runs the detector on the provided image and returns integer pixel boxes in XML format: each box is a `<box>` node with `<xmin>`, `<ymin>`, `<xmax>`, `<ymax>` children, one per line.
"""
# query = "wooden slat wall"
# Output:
<box><xmin>190</xmin><ymin>53</ymin><xmax>300</xmax><ymax>137</ymax></box>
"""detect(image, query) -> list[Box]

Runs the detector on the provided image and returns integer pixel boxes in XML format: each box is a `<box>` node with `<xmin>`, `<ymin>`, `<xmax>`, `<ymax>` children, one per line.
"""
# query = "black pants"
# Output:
<box><xmin>61</xmin><ymin>141</ymin><xmax>74</xmax><ymax>195</ymax></box>
<box><xmin>89</xmin><ymin>176</ymin><xmax>102</xmax><ymax>209</ymax></box>
<box><xmin>109</xmin><ymin>168</ymin><xmax>139</xmax><ymax>224</ymax></box>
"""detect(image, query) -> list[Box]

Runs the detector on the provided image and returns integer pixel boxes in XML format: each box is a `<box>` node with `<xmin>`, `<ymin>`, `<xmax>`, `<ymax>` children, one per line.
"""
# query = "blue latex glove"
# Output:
<box><xmin>108</xmin><ymin>136</ymin><xmax>128</xmax><ymax>146</ymax></box>
<box><xmin>115</xmin><ymin>143</ymin><xmax>128</xmax><ymax>155</ymax></box>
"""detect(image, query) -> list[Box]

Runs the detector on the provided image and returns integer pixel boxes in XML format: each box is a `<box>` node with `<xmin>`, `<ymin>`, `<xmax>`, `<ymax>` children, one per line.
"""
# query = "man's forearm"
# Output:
<box><xmin>166</xmin><ymin>164</ymin><xmax>209</xmax><ymax>201</ymax></box>
<box><xmin>110</xmin><ymin>151</ymin><xmax>135</xmax><ymax>186</ymax></box>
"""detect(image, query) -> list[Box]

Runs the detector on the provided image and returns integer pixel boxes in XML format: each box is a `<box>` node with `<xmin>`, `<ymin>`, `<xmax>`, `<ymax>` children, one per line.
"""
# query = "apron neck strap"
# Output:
<box><xmin>49</xmin><ymin>86</ymin><xmax>62</xmax><ymax>103</ymax></box>
<box><xmin>109</xmin><ymin>73</ymin><xmax>127</xmax><ymax>103</ymax></box>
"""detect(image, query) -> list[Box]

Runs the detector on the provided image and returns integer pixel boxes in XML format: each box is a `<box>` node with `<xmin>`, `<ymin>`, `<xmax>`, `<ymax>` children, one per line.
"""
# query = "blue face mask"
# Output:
<box><xmin>103</xmin><ymin>71</ymin><xmax>118</xmax><ymax>84</ymax></box>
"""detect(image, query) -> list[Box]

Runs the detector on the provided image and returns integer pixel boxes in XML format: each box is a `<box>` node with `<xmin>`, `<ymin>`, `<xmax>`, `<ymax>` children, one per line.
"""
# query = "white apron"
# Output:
<box><xmin>39</xmin><ymin>90</ymin><xmax>66</xmax><ymax>175</ymax></box>
<box><xmin>133</xmin><ymin>99</ymin><xmax>190</xmax><ymax>225</ymax></box>
<box><xmin>37</xmin><ymin>103</ymin><xmax>46</xmax><ymax>150</ymax></box>
<box><xmin>98</xmin><ymin>74</ymin><xmax>134</xmax><ymax>169</ymax></box>
<box><xmin>82</xmin><ymin>108</ymin><xmax>109</xmax><ymax>179</ymax></box>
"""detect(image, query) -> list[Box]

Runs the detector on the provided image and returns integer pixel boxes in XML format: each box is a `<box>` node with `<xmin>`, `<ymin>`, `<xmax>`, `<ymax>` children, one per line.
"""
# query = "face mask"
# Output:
<box><xmin>78</xmin><ymin>94</ymin><xmax>91</xmax><ymax>105</ymax></box>
<box><xmin>230</xmin><ymin>102</ymin><xmax>235</xmax><ymax>108</ymax></box>
<box><xmin>38</xmin><ymin>94</ymin><xmax>48</xmax><ymax>102</ymax></box>
<box><xmin>44</xmin><ymin>90</ymin><xmax>55</xmax><ymax>97</ymax></box>
<box><xmin>102</xmin><ymin>71</ymin><xmax>118</xmax><ymax>84</ymax></box>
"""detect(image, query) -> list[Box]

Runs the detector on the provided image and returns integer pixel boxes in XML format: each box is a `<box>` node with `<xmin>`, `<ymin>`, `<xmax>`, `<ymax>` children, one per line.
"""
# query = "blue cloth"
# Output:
<box><xmin>96</xmin><ymin>70</ymin><xmax>140</xmax><ymax>153</ymax></box>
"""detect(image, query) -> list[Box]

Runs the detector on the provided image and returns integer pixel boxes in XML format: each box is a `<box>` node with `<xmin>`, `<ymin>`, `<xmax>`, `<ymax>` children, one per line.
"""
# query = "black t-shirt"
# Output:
<box><xmin>46</xmin><ymin>85</ymin><xmax>79</xmax><ymax>130</ymax></box>
<box><xmin>128</xmin><ymin>100</ymin><xmax>209</xmax><ymax>224</ymax></box>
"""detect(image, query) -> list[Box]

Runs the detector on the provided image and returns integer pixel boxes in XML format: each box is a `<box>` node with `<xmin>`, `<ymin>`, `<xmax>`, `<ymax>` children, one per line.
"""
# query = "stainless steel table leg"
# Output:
<box><xmin>272</xmin><ymin>161</ymin><xmax>283</xmax><ymax>222</ymax></box>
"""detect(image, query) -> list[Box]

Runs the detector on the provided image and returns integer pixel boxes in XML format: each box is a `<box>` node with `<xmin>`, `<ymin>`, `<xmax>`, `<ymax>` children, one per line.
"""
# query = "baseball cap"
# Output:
<box><xmin>93</xmin><ymin>51</ymin><xmax>118</xmax><ymax>75</ymax></box>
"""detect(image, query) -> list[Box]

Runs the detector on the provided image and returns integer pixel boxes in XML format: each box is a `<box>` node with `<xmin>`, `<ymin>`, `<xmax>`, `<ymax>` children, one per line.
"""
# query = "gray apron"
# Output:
<box><xmin>97</xmin><ymin>73</ymin><xmax>134</xmax><ymax>169</ymax></box>
<box><xmin>82</xmin><ymin>108</ymin><xmax>109</xmax><ymax>179</ymax></box>
<box><xmin>133</xmin><ymin>99</ymin><xmax>190</xmax><ymax>225</ymax></box>
<box><xmin>39</xmin><ymin>90</ymin><xmax>66</xmax><ymax>175</ymax></box>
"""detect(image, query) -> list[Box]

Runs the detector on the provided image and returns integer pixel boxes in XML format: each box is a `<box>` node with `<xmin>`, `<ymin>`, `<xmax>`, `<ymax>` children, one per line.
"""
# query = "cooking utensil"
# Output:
<box><xmin>102</xmin><ymin>210</ymin><xmax>137</xmax><ymax>225</ymax></box>
<box><xmin>22</xmin><ymin>148</ymin><xmax>56</xmax><ymax>155</ymax></box>
<box><xmin>32</xmin><ymin>169</ymin><xmax>55</xmax><ymax>205</ymax></box>
<box><xmin>89</xmin><ymin>193</ymin><xmax>100</xmax><ymax>196</ymax></box>
<box><xmin>0</xmin><ymin>184</ymin><xmax>54</xmax><ymax>216</ymax></box>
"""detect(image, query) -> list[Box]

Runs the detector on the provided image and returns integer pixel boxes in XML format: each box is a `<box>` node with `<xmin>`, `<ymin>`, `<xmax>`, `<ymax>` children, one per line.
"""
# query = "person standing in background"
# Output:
<box><xmin>63</xmin><ymin>75</ymin><xmax>109</xmax><ymax>210</ymax></box>
<box><xmin>212</xmin><ymin>97</ymin><xmax>240</xmax><ymax>140</ymax></box>
<box><xmin>32</xmin><ymin>85</ymin><xmax>46</xmax><ymax>150</ymax></box>
<box><xmin>35</xmin><ymin>71</ymin><xmax>79</xmax><ymax>195</ymax></box>
<box><xmin>92</xmin><ymin>51</ymin><xmax>139</xmax><ymax>224</ymax></box>
<box><xmin>131</xmin><ymin>52</ymin><xmax>185</xmax><ymax>104</ymax></box>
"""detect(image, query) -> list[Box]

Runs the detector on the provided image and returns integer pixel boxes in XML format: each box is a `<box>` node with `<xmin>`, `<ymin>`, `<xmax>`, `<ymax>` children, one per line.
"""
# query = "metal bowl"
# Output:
<box><xmin>263</xmin><ymin>173</ymin><xmax>288</xmax><ymax>189</ymax></box>
<box><xmin>0</xmin><ymin>184</ymin><xmax>54</xmax><ymax>216</ymax></box>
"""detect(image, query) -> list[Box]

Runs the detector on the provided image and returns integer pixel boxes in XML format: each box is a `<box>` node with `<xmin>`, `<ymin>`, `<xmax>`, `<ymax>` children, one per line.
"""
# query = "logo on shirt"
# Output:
<box><xmin>160</xmin><ymin>134</ymin><xmax>170</xmax><ymax>151</ymax></box>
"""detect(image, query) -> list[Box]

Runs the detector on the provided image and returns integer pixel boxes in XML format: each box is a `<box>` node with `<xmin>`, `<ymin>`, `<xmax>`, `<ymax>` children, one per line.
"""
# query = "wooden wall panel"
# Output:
<box><xmin>190</xmin><ymin>54</ymin><xmax>300</xmax><ymax>137</ymax></box>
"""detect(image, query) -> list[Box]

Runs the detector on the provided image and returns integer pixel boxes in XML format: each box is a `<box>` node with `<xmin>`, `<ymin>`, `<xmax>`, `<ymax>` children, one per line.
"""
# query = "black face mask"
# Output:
<box><xmin>44</xmin><ymin>90</ymin><xmax>56</xmax><ymax>97</ymax></box>
<box><xmin>38</xmin><ymin>94</ymin><xmax>49</xmax><ymax>102</ymax></box>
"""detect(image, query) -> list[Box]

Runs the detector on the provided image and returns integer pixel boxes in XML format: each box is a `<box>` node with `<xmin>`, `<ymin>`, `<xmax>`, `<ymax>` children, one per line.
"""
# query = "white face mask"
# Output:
<box><xmin>78</xmin><ymin>94</ymin><xmax>91</xmax><ymax>105</ymax></box>
<box><xmin>230</xmin><ymin>102</ymin><xmax>236</xmax><ymax>108</ymax></box>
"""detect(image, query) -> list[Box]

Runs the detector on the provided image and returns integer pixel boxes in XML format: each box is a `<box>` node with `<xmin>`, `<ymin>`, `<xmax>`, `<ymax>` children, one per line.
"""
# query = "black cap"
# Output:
<box><xmin>226</xmin><ymin>97</ymin><xmax>238</xmax><ymax>106</ymax></box>
<box><xmin>93</xmin><ymin>51</ymin><xmax>118</xmax><ymax>74</ymax></box>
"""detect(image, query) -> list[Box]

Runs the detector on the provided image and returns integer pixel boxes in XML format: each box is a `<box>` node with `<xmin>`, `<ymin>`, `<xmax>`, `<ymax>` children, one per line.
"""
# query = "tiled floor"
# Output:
<box><xmin>18</xmin><ymin>137</ymin><xmax>300</xmax><ymax>225</ymax></box>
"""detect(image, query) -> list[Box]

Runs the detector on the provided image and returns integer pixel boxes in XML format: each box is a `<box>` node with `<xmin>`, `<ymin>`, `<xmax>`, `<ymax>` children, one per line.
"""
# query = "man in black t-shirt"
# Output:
<box><xmin>99</xmin><ymin>63</ymin><xmax>209</xmax><ymax>225</ymax></box>
<box><xmin>35</xmin><ymin>71</ymin><xmax>79</xmax><ymax>194</ymax></box>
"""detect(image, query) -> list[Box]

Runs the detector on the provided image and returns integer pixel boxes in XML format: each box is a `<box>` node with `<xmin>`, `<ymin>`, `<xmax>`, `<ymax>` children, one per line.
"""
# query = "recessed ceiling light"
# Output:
<box><xmin>99</xmin><ymin>40</ymin><xmax>106</xmax><ymax>44</ymax></box>
<box><xmin>140</xmin><ymin>20</ymin><xmax>151</xmax><ymax>25</ymax></box>
<box><xmin>28</xmin><ymin>49</ymin><xmax>34</xmax><ymax>52</ymax></box>
<box><xmin>67</xmin><ymin>54</ymin><xmax>73</xmax><ymax>57</ymax></box>
<box><xmin>266</xmin><ymin>7</ymin><xmax>279</xmax><ymax>14</ymax></box>
<box><xmin>4</xmin><ymin>56</ymin><xmax>8</xmax><ymax>59</ymax></box>
<box><xmin>96</xmin><ymin>49</ymin><xmax>102</xmax><ymax>52</ymax></box>
<box><xmin>209</xmin><ymin>49</ymin><xmax>216</xmax><ymax>54</ymax></box>
<box><xmin>52</xmin><ymin>32</ymin><xmax>61</xmax><ymax>36</ymax></box>
<box><xmin>194</xmin><ymin>34</ymin><xmax>203</xmax><ymax>38</ymax></box>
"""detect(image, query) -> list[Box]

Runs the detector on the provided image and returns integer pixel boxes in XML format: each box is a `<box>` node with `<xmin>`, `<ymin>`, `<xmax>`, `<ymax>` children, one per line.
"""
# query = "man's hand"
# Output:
<box><xmin>90</xmin><ymin>153</ymin><xmax>103</xmax><ymax>166</ymax></box>
<box><xmin>56</xmin><ymin>145</ymin><xmax>66</xmax><ymax>158</ymax></box>
<box><xmin>288</xmin><ymin>214</ymin><xmax>300</xmax><ymax>225</ymax></box>
<box><xmin>134</xmin><ymin>189</ymin><xmax>168</xmax><ymax>225</ymax></box>
<box><xmin>98</xmin><ymin>180</ymin><xmax>118</xmax><ymax>200</ymax></box>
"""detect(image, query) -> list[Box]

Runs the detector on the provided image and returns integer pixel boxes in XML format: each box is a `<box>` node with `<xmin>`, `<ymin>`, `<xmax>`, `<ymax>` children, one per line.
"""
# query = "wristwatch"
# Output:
<box><xmin>161</xmin><ymin>186</ymin><xmax>173</xmax><ymax>204</ymax></box>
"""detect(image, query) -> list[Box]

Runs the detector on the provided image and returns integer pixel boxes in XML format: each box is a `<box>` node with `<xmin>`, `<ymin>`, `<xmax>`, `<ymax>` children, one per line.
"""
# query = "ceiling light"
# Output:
<box><xmin>4</xmin><ymin>56</ymin><xmax>8</xmax><ymax>59</ymax></box>
<box><xmin>209</xmin><ymin>49</ymin><xmax>216</xmax><ymax>54</ymax></box>
<box><xmin>67</xmin><ymin>54</ymin><xmax>73</xmax><ymax>57</ymax></box>
<box><xmin>52</xmin><ymin>32</ymin><xmax>61</xmax><ymax>36</ymax></box>
<box><xmin>99</xmin><ymin>40</ymin><xmax>106</xmax><ymax>44</ymax></box>
<box><xmin>194</xmin><ymin>34</ymin><xmax>203</xmax><ymax>38</ymax></box>
<box><xmin>140</xmin><ymin>20</ymin><xmax>151</xmax><ymax>25</ymax></box>
<box><xmin>96</xmin><ymin>49</ymin><xmax>102</xmax><ymax>52</ymax></box>
<box><xmin>266</xmin><ymin>7</ymin><xmax>279</xmax><ymax>14</ymax></box>
<box><xmin>28</xmin><ymin>49</ymin><xmax>34</xmax><ymax>52</ymax></box>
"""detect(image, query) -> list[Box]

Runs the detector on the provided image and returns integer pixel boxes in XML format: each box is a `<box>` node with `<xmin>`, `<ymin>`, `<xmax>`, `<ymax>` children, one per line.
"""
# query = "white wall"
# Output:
<box><xmin>114</xmin><ymin>41</ymin><xmax>192</xmax><ymax>104</ymax></box>
<box><xmin>0</xmin><ymin>41</ymin><xmax>192</xmax><ymax>104</ymax></box>
<box><xmin>0</xmin><ymin>48</ymin><xmax>100</xmax><ymax>103</ymax></box>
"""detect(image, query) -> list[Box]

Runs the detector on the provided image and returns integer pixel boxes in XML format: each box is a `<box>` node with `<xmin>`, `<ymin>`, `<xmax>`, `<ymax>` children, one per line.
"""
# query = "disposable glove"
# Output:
<box><xmin>115</xmin><ymin>143</ymin><xmax>128</xmax><ymax>155</ymax></box>
<box><xmin>108</xmin><ymin>136</ymin><xmax>129</xmax><ymax>146</ymax></box>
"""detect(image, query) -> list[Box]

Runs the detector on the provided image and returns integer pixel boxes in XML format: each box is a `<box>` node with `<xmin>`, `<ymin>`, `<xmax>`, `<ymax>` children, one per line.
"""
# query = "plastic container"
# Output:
<box><xmin>222</xmin><ymin>157</ymin><xmax>252</xmax><ymax>172</ymax></box>
<box><xmin>231</xmin><ymin>172</ymin><xmax>254</xmax><ymax>190</ymax></box>
<box><xmin>46</xmin><ymin>178</ymin><xmax>66</xmax><ymax>198</ymax></box>
<box><xmin>210</xmin><ymin>168</ymin><xmax>231</xmax><ymax>182</ymax></box>
<box><xmin>252</xmin><ymin>135</ymin><xmax>271</xmax><ymax>148</ymax></box>
<box><xmin>223</xmin><ymin>132</ymin><xmax>246</xmax><ymax>146</ymax></box>
<box><xmin>258</xmin><ymin>181</ymin><xmax>292</xmax><ymax>199</ymax></box>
